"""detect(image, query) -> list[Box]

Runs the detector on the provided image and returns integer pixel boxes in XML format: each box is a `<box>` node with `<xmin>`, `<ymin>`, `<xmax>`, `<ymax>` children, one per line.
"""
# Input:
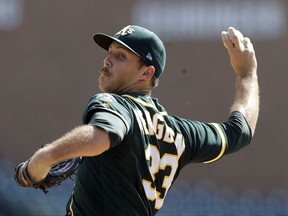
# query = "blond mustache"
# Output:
<box><xmin>99</xmin><ymin>66</ymin><xmax>112</xmax><ymax>76</ymax></box>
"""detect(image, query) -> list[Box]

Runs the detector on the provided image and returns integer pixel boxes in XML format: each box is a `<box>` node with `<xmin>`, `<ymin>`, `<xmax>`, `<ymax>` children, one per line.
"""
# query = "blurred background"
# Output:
<box><xmin>0</xmin><ymin>0</ymin><xmax>287</xmax><ymax>215</ymax></box>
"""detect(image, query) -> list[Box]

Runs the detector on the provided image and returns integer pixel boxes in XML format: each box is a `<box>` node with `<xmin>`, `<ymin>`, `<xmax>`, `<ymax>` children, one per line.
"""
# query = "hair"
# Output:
<box><xmin>138</xmin><ymin>58</ymin><xmax>146</xmax><ymax>69</ymax></box>
<box><xmin>138</xmin><ymin>58</ymin><xmax>159</xmax><ymax>88</ymax></box>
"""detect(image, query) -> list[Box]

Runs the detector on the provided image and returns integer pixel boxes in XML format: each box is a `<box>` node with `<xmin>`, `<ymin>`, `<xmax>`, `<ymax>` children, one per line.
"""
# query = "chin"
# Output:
<box><xmin>98</xmin><ymin>86</ymin><xmax>106</xmax><ymax>93</ymax></box>
<box><xmin>99</xmin><ymin>85</ymin><xmax>112</xmax><ymax>93</ymax></box>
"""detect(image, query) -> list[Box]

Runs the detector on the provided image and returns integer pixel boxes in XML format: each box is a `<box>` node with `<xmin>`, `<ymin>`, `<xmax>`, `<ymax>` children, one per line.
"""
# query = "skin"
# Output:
<box><xmin>222</xmin><ymin>27</ymin><xmax>259</xmax><ymax>135</ymax></box>
<box><xmin>26</xmin><ymin>27</ymin><xmax>259</xmax><ymax>183</ymax></box>
<box><xmin>98</xmin><ymin>42</ymin><xmax>155</xmax><ymax>95</ymax></box>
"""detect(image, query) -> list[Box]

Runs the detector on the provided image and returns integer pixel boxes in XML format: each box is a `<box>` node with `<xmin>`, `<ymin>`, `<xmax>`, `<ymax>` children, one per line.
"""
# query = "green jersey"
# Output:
<box><xmin>66</xmin><ymin>92</ymin><xmax>251</xmax><ymax>216</ymax></box>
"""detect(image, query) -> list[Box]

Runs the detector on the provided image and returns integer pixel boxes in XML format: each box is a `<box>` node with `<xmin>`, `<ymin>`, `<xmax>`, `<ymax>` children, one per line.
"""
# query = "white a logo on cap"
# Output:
<box><xmin>116</xmin><ymin>25</ymin><xmax>135</xmax><ymax>36</ymax></box>
<box><xmin>146</xmin><ymin>53</ymin><xmax>152</xmax><ymax>61</ymax></box>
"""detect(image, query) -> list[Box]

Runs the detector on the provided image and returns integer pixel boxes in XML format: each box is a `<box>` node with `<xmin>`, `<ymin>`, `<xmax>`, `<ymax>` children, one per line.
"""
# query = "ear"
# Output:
<box><xmin>140</xmin><ymin>66</ymin><xmax>155</xmax><ymax>81</ymax></box>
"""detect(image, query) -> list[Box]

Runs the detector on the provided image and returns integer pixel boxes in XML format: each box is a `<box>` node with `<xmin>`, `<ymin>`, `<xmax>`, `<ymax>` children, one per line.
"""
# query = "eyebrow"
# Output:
<box><xmin>109</xmin><ymin>43</ymin><xmax>127</xmax><ymax>51</ymax></box>
<box><xmin>108</xmin><ymin>42</ymin><xmax>139</xmax><ymax>58</ymax></box>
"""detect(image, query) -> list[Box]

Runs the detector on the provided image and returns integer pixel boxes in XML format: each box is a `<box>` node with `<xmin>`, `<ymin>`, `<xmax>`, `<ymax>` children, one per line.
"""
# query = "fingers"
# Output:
<box><xmin>221</xmin><ymin>31</ymin><xmax>234</xmax><ymax>49</ymax></box>
<box><xmin>221</xmin><ymin>27</ymin><xmax>257</xmax><ymax>76</ymax></box>
<box><xmin>221</xmin><ymin>27</ymin><xmax>242</xmax><ymax>49</ymax></box>
<box><xmin>242</xmin><ymin>37</ymin><xmax>254</xmax><ymax>51</ymax></box>
<box><xmin>228</xmin><ymin>27</ymin><xmax>243</xmax><ymax>49</ymax></box>
<box><xmin>222</xmin><ymin>27</ymin><xmax>254</xmax><ymax>52</ymax></box>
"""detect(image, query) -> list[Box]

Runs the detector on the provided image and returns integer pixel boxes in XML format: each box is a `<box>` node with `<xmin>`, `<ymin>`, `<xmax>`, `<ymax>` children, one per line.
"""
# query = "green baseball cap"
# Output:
<box><xmin>93</xmin><ymin>25</ymin><xmax>166</xmax><ymax>78</ymax></box>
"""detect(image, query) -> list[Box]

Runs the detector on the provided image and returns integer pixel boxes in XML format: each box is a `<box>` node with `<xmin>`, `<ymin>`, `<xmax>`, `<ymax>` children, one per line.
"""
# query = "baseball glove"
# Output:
<box><xmin>14</xmin><ymin>157</ymin><xmax>81</xmax><ymax>193</ymax></box>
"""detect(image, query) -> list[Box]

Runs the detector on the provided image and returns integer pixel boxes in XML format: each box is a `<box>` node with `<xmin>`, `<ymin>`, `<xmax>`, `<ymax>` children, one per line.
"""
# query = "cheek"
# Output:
<box><xmin>114</xmin><ymin>65</ymin><xmax>137</xmax><ymax>81</ymax></box>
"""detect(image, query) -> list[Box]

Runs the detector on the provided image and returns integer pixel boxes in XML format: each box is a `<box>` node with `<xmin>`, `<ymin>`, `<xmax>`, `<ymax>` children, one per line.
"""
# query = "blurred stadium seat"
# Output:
<box><xmin>1</xmin><ymin>159</ymin><xmax>288</xmax><ymax>216</ymax></box>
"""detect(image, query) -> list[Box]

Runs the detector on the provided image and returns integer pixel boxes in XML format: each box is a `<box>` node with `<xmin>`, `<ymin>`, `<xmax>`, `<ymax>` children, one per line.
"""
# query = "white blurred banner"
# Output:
<box><xmin>0</xmin><ymin>0</ymin><xmax>23</xmax><ymax>31</ymax></box>
<box><xmin>132</xmin><ymin>0</ymin><xmax>287</xmax><ymax>41</ymax></box>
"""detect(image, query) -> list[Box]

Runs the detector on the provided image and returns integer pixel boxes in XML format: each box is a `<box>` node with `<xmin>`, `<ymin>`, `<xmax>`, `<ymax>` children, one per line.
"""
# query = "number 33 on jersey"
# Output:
<box><xmin>134</xmin><ymin>109</ymin><xmax>185</xmax><ymax>210</ymax></box>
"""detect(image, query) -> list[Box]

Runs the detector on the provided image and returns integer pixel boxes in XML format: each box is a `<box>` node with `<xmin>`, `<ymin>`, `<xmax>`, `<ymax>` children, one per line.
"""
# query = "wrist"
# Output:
<box><xmin>27</xmin><ymin>150</ymin><xmax>51</xmax><ymax>182</ymax></box>
<box><xmin>236</xmin><ymin>71</ymin><xmax>258</xmax><ymax>83</ymax></box>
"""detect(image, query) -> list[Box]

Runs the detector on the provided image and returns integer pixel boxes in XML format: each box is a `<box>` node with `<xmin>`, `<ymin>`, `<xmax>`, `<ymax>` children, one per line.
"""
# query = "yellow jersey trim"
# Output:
<box><xmin>122</xmin><ymin>94</ymin><xmax>167</xmax><ymax>116</ymax></box>
<box><xmin>204</xmin><ymin>123</ymin><xmax>227</xmax><ymax>164</ymax></box>
<box><xmin>69</xmin><ymin>191</ymin><xmax>74</xmax><ymax>216</ymax></box>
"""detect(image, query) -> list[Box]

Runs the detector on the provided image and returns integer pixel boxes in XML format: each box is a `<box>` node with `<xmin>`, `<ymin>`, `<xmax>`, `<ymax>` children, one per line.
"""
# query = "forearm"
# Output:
<box><xmin>230</xmin><ymin>72</ymin><xmax>259</xmax><ymax>136</ymax></box>
<box><xmin>27</xmin><ymin>125</ymin><xmax>110</xmax><ymax>181</ymax></box>
<box><xmin>221</xmin><ymin>27</ymin><xmax>259</xmax><ymax>136</ymax></box>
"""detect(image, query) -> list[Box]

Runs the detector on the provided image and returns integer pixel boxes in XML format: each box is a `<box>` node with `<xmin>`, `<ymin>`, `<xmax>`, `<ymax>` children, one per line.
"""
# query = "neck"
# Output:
<box><xmin>117</xmin><ymin>88</ymin><xmax>152</xmax><ymax>96</ymax></box>
<box><xmin>115</xmin><ymin>81</ymin><xmax>153</xmax><ymax>96</ymax></box>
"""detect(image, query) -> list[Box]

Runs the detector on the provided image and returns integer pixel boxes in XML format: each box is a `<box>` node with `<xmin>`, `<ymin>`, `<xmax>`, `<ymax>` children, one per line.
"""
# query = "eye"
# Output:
<box><xmin>117</xmin><ymin>53</ymin><xmax>126</xmax><ymax>60</ymax></box>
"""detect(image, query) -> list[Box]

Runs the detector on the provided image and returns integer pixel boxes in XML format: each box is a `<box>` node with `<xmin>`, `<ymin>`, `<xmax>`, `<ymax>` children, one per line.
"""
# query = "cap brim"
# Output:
<box><xmin>93</xmin><ymin>33</ymin><xmax>140</xmax><ymax>58</ymax></box>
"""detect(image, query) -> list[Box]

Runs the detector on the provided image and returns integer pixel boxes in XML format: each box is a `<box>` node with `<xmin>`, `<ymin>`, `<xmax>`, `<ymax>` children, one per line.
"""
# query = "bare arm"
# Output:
<box><xmin>222</xmin><ymin>27</ymin><xmax>259</xmax><ymax>136</ymax></box>
<box><xmin>27</xmin><ymin>125</ymin><xmax>110</xmax><ymax>181</ymax></box>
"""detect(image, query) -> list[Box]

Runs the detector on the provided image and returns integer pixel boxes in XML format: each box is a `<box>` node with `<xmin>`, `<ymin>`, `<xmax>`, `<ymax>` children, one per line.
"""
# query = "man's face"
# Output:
<box><xmin>98</xmin><ymin>41</ymin><xmax>145</xmax><ymax>94</ymax></box>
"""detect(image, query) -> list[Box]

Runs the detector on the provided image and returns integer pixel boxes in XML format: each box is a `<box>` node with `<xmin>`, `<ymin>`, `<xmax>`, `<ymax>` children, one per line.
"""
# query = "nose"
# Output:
<box><xmin>103</xmin><ymin>54</ymin><xmax>112</xmax><ymax>67</ymax></box>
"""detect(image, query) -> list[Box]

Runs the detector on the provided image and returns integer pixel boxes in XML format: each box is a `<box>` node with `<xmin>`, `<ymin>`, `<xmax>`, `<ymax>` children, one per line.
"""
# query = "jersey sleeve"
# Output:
<box><xmin>219</xmin><ymin>111</ymin><xmax>252</xmax><ymax>154</ymax></box>
<box><xmin>82</xmin><ymin>93</ymin><xmax>132</xmax><ymax>148</ymax></box>
<box><xmin>177</xmin><ymin>111</ymin><xmax>252</xmax><ymax>164</ymax></box>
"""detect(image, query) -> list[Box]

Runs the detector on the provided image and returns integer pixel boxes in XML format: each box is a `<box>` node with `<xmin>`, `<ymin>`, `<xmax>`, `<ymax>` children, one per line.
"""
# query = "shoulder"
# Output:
<box><xmin>86</xmin><ymin>93</ymin><xmax>129</xmax><ymax>108</ymax></box>
<box><xmin>83</xmin><ymin>93</ymin><xmax>133</xmax><ymax>123</ymax></box>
